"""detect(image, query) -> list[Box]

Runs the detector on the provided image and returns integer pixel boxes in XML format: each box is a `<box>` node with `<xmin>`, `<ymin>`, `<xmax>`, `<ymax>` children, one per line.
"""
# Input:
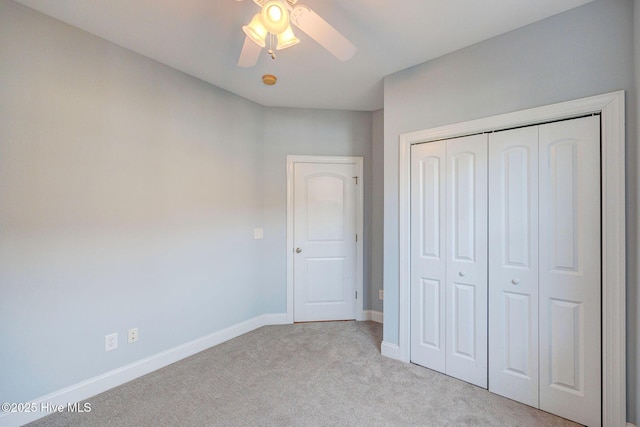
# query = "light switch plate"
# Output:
<box><xmin>254</xmin><ymin>228</ymin><xmax>264</xmax><ymax>239</ymax></box>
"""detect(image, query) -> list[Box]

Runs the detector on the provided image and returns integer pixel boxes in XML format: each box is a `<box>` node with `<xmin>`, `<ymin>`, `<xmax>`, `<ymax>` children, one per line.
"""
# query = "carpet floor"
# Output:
<box><xmin>28</xmin><ymin>321</ymin><xmax>579</xmax><ymax>426</ymax></box>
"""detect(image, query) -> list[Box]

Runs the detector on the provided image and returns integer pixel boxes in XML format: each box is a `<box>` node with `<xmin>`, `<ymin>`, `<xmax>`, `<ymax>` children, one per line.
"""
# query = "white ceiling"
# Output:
<box><xmin>14</xmin><ymin>0</ymin><xmax>595</xmax><ymax>111</ymax></box>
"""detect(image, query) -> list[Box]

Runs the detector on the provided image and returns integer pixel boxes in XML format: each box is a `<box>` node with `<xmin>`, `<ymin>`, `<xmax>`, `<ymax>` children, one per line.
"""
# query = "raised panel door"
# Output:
<box><xmin>293</xmin><ymin>162</ymin><xmax>357</xmax><ymax>322</ymax></box>
<box><xmin>488</xmin><ymin>126</ymin><xmax>539</xmax><ymax>407</ymax></box>
<box><xmin>538</xmin><ymin>116</ymin><xmax>601</xmax><ymax>426</ymax></box>
<box><xmin>445</xmin><ymin>134</ymin><xmax>488</xmax><ymax>388</ymax></box>
<box><xmin>410</xmin><ymin>141</ymin><xmax>447</xmax><ymax>372</ymax></box>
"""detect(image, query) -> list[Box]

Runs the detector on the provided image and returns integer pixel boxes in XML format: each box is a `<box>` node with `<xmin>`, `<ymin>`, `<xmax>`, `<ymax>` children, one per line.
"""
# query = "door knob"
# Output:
<box><xmin>511</xmin><ymin>278</ymin><xmax>520</xmax><ymax>285</ymax></box>
<box><xmin>296</xmin><ymin>248</ymin><xmax>302</xmax><ymax>253</ymax></box>
<box><xmin>459</xmin><ymin>271</ymin><xmax>466</xmax><ymax>277</ymax></box>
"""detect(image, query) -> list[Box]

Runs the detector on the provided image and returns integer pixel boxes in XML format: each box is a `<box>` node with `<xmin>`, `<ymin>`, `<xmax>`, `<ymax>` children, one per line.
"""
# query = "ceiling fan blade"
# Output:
<box><xmin>290</xmin><ymin>5</ymin><xmax>356</xmax><ymax>61</ymax></box>
<box><xmin>237</xmin><ymin>36</ymin><xmax>262</xmax><ymax>67</ymax></box>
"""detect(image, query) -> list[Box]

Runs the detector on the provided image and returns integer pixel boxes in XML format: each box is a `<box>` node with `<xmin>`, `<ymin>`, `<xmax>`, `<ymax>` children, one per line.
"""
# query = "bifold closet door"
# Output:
<box><xmin>488</xmin><ymin>116</ymin><xmax>601</xmax><ymax>426</ymax></box>
<box><xmin>410</xmin><ymin>140</ymin><xmax>447</xmax><ymax>372</ymax></box>
<box><xmin>445</xmin><ymin>135</ymin><xmax>488</xmax><ymax>388</ymax></box>
<box><xmin>410</xmin><ymin>134</ymin><xmax>488</xmax><ymax>388</ymax></box>
<box><xmin>488</xmin><ymin>126</ymin><xmax>539</xmax><ymax>407</ymax></box>
<box><xmin>538</xmin><ymin>116</ymin><xmax>601</xmax><ymax>427</ymax></box>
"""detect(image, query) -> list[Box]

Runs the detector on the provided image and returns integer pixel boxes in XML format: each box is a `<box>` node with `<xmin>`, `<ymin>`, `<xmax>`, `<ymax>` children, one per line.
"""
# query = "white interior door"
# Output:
<box><xmin>445</xmin><ymin>134</ymin><xmax>488</xmax><ymax>388</ymax></box>
<box><xmin>538</xmin><ymin>116</ymin><xmax>601</xmax><ymax>426</ymax></box>
<box><xmin>488</xmin><ymin>126</ymin><xmax>539</xmax><ymax>407</ymax></box>
<box><xmin>410</xmin><ymin>134</ymin><xmax>488</xmax><ymax>388</ymax></box>
<box><xmin>293</xmin><ymin>162</ymin><xmax>358</xmax><ymax>322</ymax></box>
<box><xmin>410</xmin><ymin>140</ymin><xmax>447</xmax><ymax>372</ymax></box>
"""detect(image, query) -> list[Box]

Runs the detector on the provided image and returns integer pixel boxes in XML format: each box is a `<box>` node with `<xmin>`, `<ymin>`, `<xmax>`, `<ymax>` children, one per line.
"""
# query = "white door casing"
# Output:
<box><xmin>286</xmin><ymin>156</ymin><xmax>364</xmax><ymax>323</ymax></box>
<box><xmin>488</xmin><ymin>126</ymin><xmax>540</xmax><ymax>407</ymax></box>
<box><xmin>538</xmin><ymin>116</ymin><xmax>601</xmax><ymax>427</ymax></box>
<box><xmin>410</xmin><ymin>134</ymin><xmax>488</xmax><ymax>388</ymax></box>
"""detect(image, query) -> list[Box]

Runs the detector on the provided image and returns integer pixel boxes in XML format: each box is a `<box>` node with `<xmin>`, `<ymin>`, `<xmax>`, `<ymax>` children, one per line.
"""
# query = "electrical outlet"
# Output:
<box><xmin>128</xmin><ymin>328</ymin><xmax>138</xmax><ymax>344</ymax></box>
<box><xmin>105</xmin><ymin>333</ymin><xmax>118</xmax><ymax>352</ymax></box>
<box><xmin>379</xmin><ymin>289</ymin><xmax>384</xmax><ymax>300</ymax></box>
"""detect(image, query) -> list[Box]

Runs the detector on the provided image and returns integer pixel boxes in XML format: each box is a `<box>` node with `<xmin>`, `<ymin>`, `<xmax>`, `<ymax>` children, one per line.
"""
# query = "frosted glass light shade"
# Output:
<box><xmin>261</xmin><ymin>1</ymin><xmax>289</xmax><ymax>35</ymax></box>
<box><xmin>276</xmin><ymin>25</ymin><xmax>300</xmax><ymax>50</ymax></box>
<box><xmin>242</xmin><ymin>14</ymin><xmax>267</xmax><ymax>47</ymax></box>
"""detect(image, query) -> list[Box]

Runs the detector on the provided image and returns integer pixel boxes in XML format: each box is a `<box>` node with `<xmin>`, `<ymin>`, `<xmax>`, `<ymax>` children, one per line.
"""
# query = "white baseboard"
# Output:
<box><xmin>381</xmin><ymin>341</ymin><xmax>403</xmax><ymax>361</ymax></box>
<box><xmin>362</xmin><ymin>310</ymin><xmax>383</xmax><ymax>323</ymax></box>
<box><xmin>263</xmin><ymin>313</ymin><xmax>290</xmax><ymax>325</ymax></box>
<box><xmin>0</xmin><ymin>314</ymin><xmax>282</xmax><ymax>427</ymax></box>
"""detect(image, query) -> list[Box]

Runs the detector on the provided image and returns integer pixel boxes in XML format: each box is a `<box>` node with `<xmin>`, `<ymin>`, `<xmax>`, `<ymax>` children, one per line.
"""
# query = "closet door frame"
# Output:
<box><xmin>392</xmin><ymin>91</ymin><xmax>626</xmax><ymax>426</ymax></box>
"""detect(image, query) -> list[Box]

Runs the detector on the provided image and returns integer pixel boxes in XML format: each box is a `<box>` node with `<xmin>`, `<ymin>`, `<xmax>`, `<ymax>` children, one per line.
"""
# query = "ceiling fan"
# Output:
<box><xmin>236</xmin><ymin>0</ymin><xmax>357</xmax><ymax>67</ymax></box>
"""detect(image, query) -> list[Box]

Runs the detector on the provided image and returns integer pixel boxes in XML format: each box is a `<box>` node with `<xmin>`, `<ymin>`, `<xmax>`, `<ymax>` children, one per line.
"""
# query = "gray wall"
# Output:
<box><xmin>382</xmin><ymin>0</ymin><xmax>638</xmax><ymax>421</ymax></box>
<box><xmin>0</xmin><ymin>0</ymin><xmax>266</xmax><ymax>403</ymax></box>
<box><xmin>633</xmin><ymin>0</ymin><xmax>640</xmax><ymax>420</ymax></box>
<box><xmin>0</xmin><ymin>0</ymin><xmax>376</xmax><ymax>405</ymax></box>
<box><xmin>370</xmin><ymin>110</ymin><xmax>384</xmax><ymax>313</ymax></box>
<box><xmin>261</xmin><ymin>107</ymin><xmax>372</xmax><ymax>313</ymax></box>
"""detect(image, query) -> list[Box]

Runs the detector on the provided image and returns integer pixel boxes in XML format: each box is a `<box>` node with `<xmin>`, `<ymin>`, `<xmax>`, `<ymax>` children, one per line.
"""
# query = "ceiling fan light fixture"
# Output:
<box><xmin>276</xmin><ymin>25</ymin><xmax>299</xmax><ymax>50</ymax></box>
<box><xmin>242</xmin><ymin>14</ymin><xmax>268</xmax><ymax>47</ymax></box>
<box><xmin>261</xmin><ymin>1</ymin><xmax>289</xmax><ymax>35</ymax></box>
<box><xmin>236</xmin><ymin>0</ymin><xmax>356</xmax><ymax>68</ymax></box>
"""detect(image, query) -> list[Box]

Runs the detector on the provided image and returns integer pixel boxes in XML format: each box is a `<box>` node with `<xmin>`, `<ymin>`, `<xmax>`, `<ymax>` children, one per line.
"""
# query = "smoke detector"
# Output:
<box><xmin>262</xmin><ymin>74</ymin><xmax>277</xmax><ymax>85</ymax></box>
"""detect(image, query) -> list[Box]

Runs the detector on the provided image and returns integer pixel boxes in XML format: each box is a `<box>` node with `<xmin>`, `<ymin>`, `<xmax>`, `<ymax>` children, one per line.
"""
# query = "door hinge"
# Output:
<box><xmin>355</xmin><ymin>234</ymin><xmax>358</xmax><ymax>242</ymax></box>
<box><xmin>355</xmin><ymin>291</ymin><xmax>358</xmax><ymax>299</ymax></box>
<box><xmin>353</xmin><ymin>176</ymin><xmax>358</xmax><ymax>185</ymax></box>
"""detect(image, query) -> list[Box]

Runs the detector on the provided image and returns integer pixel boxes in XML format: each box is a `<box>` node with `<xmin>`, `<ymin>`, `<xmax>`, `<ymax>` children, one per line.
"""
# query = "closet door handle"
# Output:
<box><xmin>511</xmin><ymin>278</ymin><xmax>520</xmax><ymax>285</ymax></box>
<box><xmin>459</xmin><ymin>271</ymin><xmax>466</xmax><ymax>277</ymax></box>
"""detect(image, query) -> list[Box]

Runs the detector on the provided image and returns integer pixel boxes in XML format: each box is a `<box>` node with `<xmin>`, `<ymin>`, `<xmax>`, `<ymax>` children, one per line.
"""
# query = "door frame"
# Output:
<box><xmin>286</xmin><ymin>155</ymin><xmax>365</xmax><ymax>323</ymax></box>
<box><xmin>393</xmin><ymin>91</ymin><xmax>625</xmax><ymax>426</ymax></box>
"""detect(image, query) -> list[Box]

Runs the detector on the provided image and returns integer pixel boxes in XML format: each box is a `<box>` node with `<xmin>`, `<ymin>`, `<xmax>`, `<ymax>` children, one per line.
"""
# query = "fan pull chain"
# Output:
<box><xmin>268</xmin><ymin>33</ymin><xmax>276</xmax><ymax>60</ymax></box>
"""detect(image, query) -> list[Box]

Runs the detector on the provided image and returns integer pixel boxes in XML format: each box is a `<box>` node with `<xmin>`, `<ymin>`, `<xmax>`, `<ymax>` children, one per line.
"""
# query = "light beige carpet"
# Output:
<box><xmin>28</xmin><ymin>321</ymin><xmax>579</xmax><ymax>426</ymax></box>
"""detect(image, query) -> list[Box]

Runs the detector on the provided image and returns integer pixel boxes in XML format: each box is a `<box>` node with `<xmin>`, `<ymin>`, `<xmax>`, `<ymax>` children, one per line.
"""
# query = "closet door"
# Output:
<box><xmin>538</xmin><ymin>116</ymin><xmax>601</xmax><ymax>427</ymax></box>
<box><xmin>445</xmin><ymin>134</ymin><xmax>488</xmax><ymax>388</ymax></box>
<box><xmin>410</xmin><ymin>134</ymin><xmax>488</xmax><ymax>388</ymax></box>
<box><xmin>488</xmin><ymin>126</ymin><xmax>539</xmax><ymax>407</ymax></box>
<box><xmin>410</xmin><ymin>141</ymin><xmax>447</xmax><ymax>372</ymax></box>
